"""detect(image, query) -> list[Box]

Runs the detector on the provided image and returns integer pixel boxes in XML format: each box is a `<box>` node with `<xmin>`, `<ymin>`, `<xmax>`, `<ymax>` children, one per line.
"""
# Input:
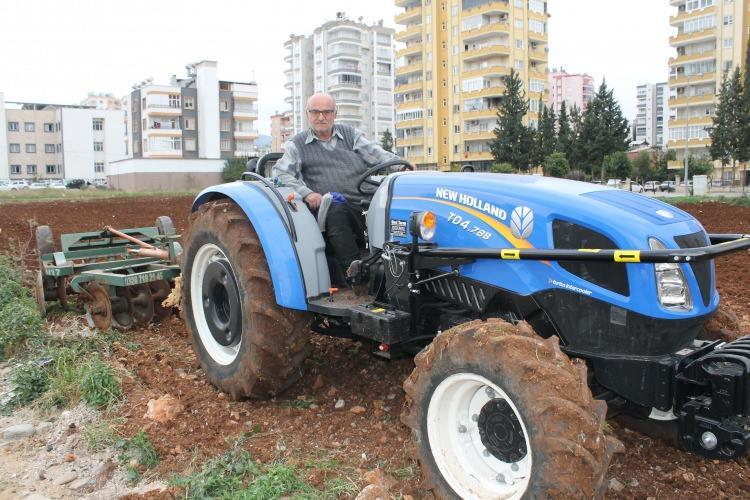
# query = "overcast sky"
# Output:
<box><xmin>0</xmin><ymin>0</ymin><xmax>674</xmax><ymax>134</ymax></box>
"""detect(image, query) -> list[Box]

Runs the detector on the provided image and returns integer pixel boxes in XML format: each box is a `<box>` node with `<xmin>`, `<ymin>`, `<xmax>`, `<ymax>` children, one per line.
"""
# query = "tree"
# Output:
<box><xmin>543</xmin><ymin>152</ymin><xmax>570</xmax><ymax>178</ymax></box>
<box><xmin>602</xmin><ymin>151</ymin><xmax>632</xmax><ymax>180</ymax></box>
<box><xmin>741</xmin><ymin>36</ymin><xmax>750</xmax><ymax>192</ymax></box>
<box><xmin>222</xmin><ymin>157</ymin><xmax>250</xmax><ymax>182</ymax></box>
<box><xmin>688</xmin><ymin>156</ymin><xmax>713</xmax><ymax>177</ymax></box>
<box><xmin>536</xmin><ymin>104</ymin><xmax>557</xmax><ymax>167</ymax></box>
<box><xmin>567</xmin><ymin>104</ymin><xmax>584</xmax><ymax>169</ymax></box>
<box><xmin>577</xmin><ymin>80</ymin><xmax>630</xmax><ymax>179</ymax></box>
<box><xmin>490</xmin><ymin>68</ymin><xmax>534</xmax><ymax>171</ymax></box>
<box><xmin>556</xmin><ymin>101</ymin><xmax>573</xmax><ymax>157</ymax></box>
<box><xmin>491</xmin><ymin>162</ymin><xmax>515</xmax><ymax>173</ymax></box>
<box><xmin>380</xmin><ymin>129</ymin><xmax>394</xmax><ymax>153</ymax></box>
<box><xmin>710</xmin><ymin>72</ymin><xmax>735</xmax><ymax>186</ymax></box>
<box><xmin>633</xmin><ymin>151</ymin><xmax>653</xmax><ymax>180</ymax></box>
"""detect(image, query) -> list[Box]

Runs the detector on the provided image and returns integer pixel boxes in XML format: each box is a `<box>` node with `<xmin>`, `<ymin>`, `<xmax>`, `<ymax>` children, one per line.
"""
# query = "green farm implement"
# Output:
<box><xmin>34</xmin><ymin>216</ymin><xmax>181</xmax><ymax>330</ymax></box>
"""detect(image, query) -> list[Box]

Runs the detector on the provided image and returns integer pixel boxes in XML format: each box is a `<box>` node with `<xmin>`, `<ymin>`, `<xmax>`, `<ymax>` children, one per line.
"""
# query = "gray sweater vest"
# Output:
<box><xmin>291</xmin><ymin>124</ymin><xmax>370</xmax><ymax>204</ymax></box>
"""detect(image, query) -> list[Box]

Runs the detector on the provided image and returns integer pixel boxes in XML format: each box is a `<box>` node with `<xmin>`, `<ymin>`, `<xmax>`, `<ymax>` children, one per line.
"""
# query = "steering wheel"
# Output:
<box><xmin>356</xmin><ymin>159</ymin><xmax>415</xmax><ymax>195</ymax></box>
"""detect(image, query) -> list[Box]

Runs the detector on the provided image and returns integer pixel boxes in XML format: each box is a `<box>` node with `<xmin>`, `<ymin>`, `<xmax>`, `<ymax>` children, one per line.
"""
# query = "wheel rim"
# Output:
<box><xmin>127</xmin><ymin>285</ymin><xmax>155</xmax><ymax>326</ymax></box>
<box><xmin>84</xmin><ymin>283</ymin><xmax>113</xmax><ymax>331</ymax></box>
<box><xmin>427</xmin><ymin>373</ymin><xmax>532</xmax><ymax>499</ymax></box>
<box><xmin>191</xmin><ymin>243</ymin><xmax>242</xmax><ymax>365</ymax></box>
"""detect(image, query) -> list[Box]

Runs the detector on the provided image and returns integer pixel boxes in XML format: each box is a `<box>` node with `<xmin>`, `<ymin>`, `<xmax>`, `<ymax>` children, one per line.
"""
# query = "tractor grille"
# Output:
<box><xmin>422</xmin><ymin>275</ymin><xmax>493</xmax><ymax>312</ymax></box>
<box><xmin>674</xmin><ymin>231</ymin><xmax>711</xmax><ymax>307</ymax></box>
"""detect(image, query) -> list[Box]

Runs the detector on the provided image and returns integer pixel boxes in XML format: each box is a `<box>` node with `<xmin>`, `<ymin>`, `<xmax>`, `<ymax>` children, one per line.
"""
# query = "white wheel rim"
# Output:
<box><xmin>427</xmin><ymin>373</ymin><xmax>532</xmax><ymax>499</ymax></box>
<box><xmin>190</xmin><ymin>243</ymin><xmax>241</xmax><ymax>365</ymax></box>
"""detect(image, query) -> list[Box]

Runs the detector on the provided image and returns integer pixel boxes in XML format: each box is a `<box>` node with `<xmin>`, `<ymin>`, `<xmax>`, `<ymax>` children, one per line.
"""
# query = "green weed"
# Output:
<box><xmin>81</xmin><ymin>358</ymin><xmax>122</xmax><ymax>409</ymax></box>
<box><xmin>281</xmin><ymin>396</ymin><xmax>316</xmax><ymax>410</ymax></box>
<box><xmin>83</xmin><ymin>420</ymin><xmax>119</xmax><ymax>452</ymax></box>
<box><xmin>171</xmin><ymin>445</ymin><xmax>260</xmax><ymax>498</ymax></box>
<box><xmin>239</xmin><ymin>462</ymin><xmax>317</xmax><ymax>499</ymax></box>
<box><xmin>42</xmin><ymin>347</ymin><xmax>83</xmax><ymax>408</ymax></box>
<box><xmin>118</xmin><ymin>429</ymin><xmax>158</xmax><ymax>482</ymax></box>
<box><xmin>9</xmin><ymin>361</ymin><xmax>49</xmax><ymax>406</ymax></box>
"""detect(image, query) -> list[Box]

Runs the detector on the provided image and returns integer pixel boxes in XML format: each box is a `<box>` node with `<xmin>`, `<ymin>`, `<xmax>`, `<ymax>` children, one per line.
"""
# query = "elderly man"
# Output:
<box><xmin>272</xmin><ymin>92</ymin><xmax>406</xmax><ymax>285</ymax></box>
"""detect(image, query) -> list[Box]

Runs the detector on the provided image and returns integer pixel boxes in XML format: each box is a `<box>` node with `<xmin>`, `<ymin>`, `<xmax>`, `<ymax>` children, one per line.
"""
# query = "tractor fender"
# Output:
<box><xmin>192</xmin><ymin>181</ymin><xmax>329</xmax><ymax>311</ymax></box>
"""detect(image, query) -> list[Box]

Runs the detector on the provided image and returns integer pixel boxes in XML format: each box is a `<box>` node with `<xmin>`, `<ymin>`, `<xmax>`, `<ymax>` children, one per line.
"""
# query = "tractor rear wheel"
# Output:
<box><xmin>402</xmin><ymin>318</ymin><xmax>622</xmax><ymax>499</ymax></box>
<box><xmin>182</xmin><ymin>200</ymin><xmax>312</xmax><ymax>399</ymax></box>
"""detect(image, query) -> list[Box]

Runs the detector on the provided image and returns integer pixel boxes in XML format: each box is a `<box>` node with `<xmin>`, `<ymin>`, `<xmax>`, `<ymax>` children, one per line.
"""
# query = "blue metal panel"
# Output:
<box><xmin>192</xmin><ymin>182</ymin><xmax>308</xmax><ymax>311</ymax></box>
<box><xmin>387</xmin><ymin>173</ymin><xmax>716</xmax><ymax>320</ymax></box>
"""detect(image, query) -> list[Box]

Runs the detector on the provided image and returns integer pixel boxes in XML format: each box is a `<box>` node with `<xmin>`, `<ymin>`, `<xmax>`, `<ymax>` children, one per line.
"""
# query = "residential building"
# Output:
<box><xmin>667</xmin><ymin>0</ymin><xmax>750</xmax><ymax>181</ymax></box>
<box><xmin>270</xmin><ymin>111</ymin><xmax>294</xmax><ymax>151</ymax></box>
<box><xmin>547</xmin><ymin>69</ymin><xmax>594</xmax><ymax>115</ymax></box>
<box><xmin>394</xmin><ymin>0</ymin><xmax>550</xmax><ymax>170</ymax></box>
<box><xmin>0</xmin><ymin>93</ymin><xmax>8</xmax><ymax>178</ymax></box>
<box><xmin>2</xmin><ymin>99</ymin><xmax>125</xmax><ymax>182</ymax></box>
<box><xmin>113</xmin><ymin>61</ymin><xmax>258</xmax><ymax>190</ymax></box>
<box><xmin>283</xmin><ymin>13</ymin><xmax>396</xmax><ymax>142</ymax></box>
<box><xmin>633</xmin><ymin>82</ymin><xmax>668</xmax><ymax>148</ymax></box>
<box><xmin>81</xmin><ymin>92</ymin><xmax>123</xmax><ymax>110</ymax></box>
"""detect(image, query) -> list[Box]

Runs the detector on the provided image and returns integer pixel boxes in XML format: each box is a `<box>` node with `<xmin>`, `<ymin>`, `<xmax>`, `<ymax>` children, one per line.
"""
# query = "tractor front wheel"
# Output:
<box><xmin>402</xmin><ymin>319</ymin><xmax>622</xmax><ymax>499</ymax></box>
<box><xmin>182</xmin><ymin>200</ymin><xmax>312</xmax><ymax>399</ymax></box>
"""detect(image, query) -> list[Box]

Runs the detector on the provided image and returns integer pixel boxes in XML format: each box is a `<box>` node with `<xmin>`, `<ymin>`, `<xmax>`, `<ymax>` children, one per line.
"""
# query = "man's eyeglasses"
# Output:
<box><xmin>307</xmin><ymin>109</ymin><xmax>335</xmax><ymax>117</ymax></box>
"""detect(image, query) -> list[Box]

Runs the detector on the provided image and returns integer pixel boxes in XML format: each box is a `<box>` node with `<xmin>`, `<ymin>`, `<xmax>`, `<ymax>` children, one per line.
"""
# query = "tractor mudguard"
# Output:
<box><xmin>192</xmin><ymin>181</ymin><xmax>330</xmax><ymax>311</ymax></box>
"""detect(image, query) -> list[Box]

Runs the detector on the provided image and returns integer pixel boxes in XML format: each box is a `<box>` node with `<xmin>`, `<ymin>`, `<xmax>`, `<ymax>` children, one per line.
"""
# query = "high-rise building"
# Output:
<box><xmin>0</xmin><ymin>93</ymin><xmax>8</xmax><ymax>179</ymax></box>
<box><xmin>547</xmin><ymin>70</ymin><xmax>594</xmax><ymax>115</ymax></box>
<box><xmin>283</xmin><ymin>13</ymin><xmax>396</xmax><ymax>141</ymax></box>
<box><xmin>2</xmin><ymin>99</ymin><xmax>125</xmax><ymax>182</ymax></box>
<box><xmin>667</xmin><ymin>0</ymin><xmax>749</xmax><ymax>181</ymax></box>
<box><xmin>633</xmin><ymin>82</ymin><xmax>668</xmax><ymax>148</ymax></box>
<box><xmin>393</xmin><ymin>0</ymin><xmax>549</xmax><ymax>171</ymax></box>
<box><xmin>270</xmin><ymin>111</ymin><xmax>293</xmax><ymax>152</ymax></box>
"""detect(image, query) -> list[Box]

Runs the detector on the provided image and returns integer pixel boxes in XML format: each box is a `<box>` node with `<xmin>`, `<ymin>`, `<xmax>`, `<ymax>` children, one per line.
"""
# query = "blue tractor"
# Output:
<box><xmin>182</xmin><ymin>156</ymin><xmax>750</xmax><ymax>499</ymax></box>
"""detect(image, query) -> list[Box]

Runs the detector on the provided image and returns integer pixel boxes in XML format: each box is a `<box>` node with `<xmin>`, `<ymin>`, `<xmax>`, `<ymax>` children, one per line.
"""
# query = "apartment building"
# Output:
<box><xmin>81</xmin><ymin>92</ymin><xmax>123</xmax><ymax>111</ymax></box>
<box><xmin>632</xmin><ymin>83</ymin><xmax>669</xmax><ymax>148</ymax></box>
<box><xmin>270</xmin><ymin>111</ymin><xmax>294</xmax><ymax>152</ymax></box>
<box><xmin>667</xmin><ymin>0</ymin><xmax>749</xmax><ymax>180</ymax></box>
<box><xmin>113</xmin><ymin>61</ymin><xmax>258</xmax><ymax>190</ymax></box>
<box><xmin>0</xmin><ymin>93</ymin><xmax>8</xmax><ymax>178</ymax></box>
<box><xmin>283</xmin><ymin>13</ymin><xmax>396</xmax><ymax>142</ymax></box>
<box><xmin>394</xmin><ymin>0</ymin><xmax>549</xmax><ymax>170</ymax></box>
<box><xmin>2</xmin><ymin>98</ymin><xmax>125</xmax><ymax>182</ymax></box>
<box><xmin>547</xmin><ymin>69</ymin><xmax>594</xmax><ymax>115</ymax></box>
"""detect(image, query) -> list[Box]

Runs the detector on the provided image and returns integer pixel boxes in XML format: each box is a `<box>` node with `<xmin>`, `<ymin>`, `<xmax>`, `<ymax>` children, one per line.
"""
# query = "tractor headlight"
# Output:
<box><xmin>411</xmin><ymin>211</ymin><xmax>436</xmax><ymax>241</ymax></box>
<box><xmin>649</xmin><ymin>238</ymin><xmax>692</xmax><ymax>310</ymax></box>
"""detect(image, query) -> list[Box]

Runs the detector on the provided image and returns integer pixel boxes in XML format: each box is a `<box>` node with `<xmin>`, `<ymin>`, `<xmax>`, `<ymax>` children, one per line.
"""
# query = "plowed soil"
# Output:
<box><xmin>1</xmin><ymin>196</ymin><xmax>749</xmax><ymax>498</ymax></box>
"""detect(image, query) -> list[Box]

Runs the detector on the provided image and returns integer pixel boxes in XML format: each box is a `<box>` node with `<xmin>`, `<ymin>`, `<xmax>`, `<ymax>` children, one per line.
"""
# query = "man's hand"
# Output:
<box><xmin>304</xmin><ymin>192</ymin><xmax>323</xmax><ymax>210</ymax></box>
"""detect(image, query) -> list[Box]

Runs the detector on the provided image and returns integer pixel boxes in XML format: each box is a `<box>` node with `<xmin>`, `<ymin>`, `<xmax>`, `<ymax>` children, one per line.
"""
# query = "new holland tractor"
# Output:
<box><xmin>181</xmin><ymin>155</ymin><xmax>750</xmax><ymax>498</ymax></box>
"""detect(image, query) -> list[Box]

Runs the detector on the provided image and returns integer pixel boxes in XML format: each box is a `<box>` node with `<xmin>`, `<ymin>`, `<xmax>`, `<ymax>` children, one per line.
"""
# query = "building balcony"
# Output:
<box><xmin>395</xmin><ymin>24</ymin><xmax>421</xmax><ymax>43</ymax></box>
<box><xmin>463</xmin><ymin>150</ymin><xmax>493</xmax><ymax>161</ymax></box>
<box><xmin>668</xmin><ymin>116</ymin><xmax>713</xmax><ymax>127</ymax></box>
<box><xmin>665</xmin><ymin>139</ymin><xmax>711</xmax><ymax>156</ymax></box>
<box><xmin>329</xmin><ymin>81</ymin><xmax>363</xmax><ymax>91</ymax></box>
<box><xmin>462</xmin><ymin>21</ymin><xmax>510</xmax><ymax>43</ymax></box>
<box><xmin>670</xmin><ymin>5</ymin><xmax>715</xmax><ymax>26</ymax></box>
<box><xmin>668</xmin><ymin>93</ymin><xmax>716</xmax><ymax>107</ymax></box>
<box><xmin>145</xmin><ymin>103</ymin><xmax>182</xmax><ymax>116</ymax></box>
<box><xmin>234</xmin><ymin>129</ymin><xmax>259</xmax><ymax>139</ymax></box>
<box><xmin>669</xmin><ymin>50</ymin><xmax>716</xmax><ymax>65</ymax></box>
<box><xmin>669</xmin><ymin>71</ymin><xmax>716</xmax><ymax>86</ymax></box>
<box><xmin>462</xmin><ymin>86</ymin><xmax>505</xmax><ymax>99</ymax></box>
<box><xmin>396</xmin><ymin>99</ymin><xmax>424</xmax><ymax>111</ymax></box>
<box><xmin>529</xmin><ymin>47</ymin><xmax>548</xmax><ymax>62</ymax></box>
<box><xmin>396</xmin><ymin>42</ymin><xmax>422</xmax><ymax>58</ymax></box>
<box><xmin>396</xmin><ymin>136</ymin><xmax>424</xmax><ymax>147</ymax></box>
<box><xmin>463</xmin><ymin>1</ymin><xmax>510</xmax><ymax>17</ymax></box>
<box><xmin>669</xmin><ymin>27</ymin><xmax>717</xmax><ymax>46</ymax></box>
<box><xmin>396</xmin><ymin>118</ymin><xmax>424</xmax><ymax>129</ymax></box>
<box><xmin>234</xmin><ymin>109</ymin><xmax>258</xmax><ymax>120</ymax></box>
<box><xmin>395</xmin><ymin>6</ymin><xmax>422</xmax><ymax>24</ymax></box>
<box><xmin>144</xmin><ymin>149</ymin><xmax>182</xmax><ymax>159</ymax></box>
<box><xmin>395</xmin><ymin>80</ymin><xmax>423</xmax><ymax>93</ymax></box>
<box><xmin>462</xmin><ymin>65</ymin><xmax>509</xmax><ymax>79</ymax></box>
<box><xmin>146</xmin><ymin>125</ymin><xmax>182</xmax><ymax>136</ymax></box>
<box><xmin>234</xmin><ymin>149</ymin><xmax>256</xmax><ymax>158</ymax></box>
<box><xmin>462</xmin><ymin>44</ymin><xmax>510</xmax><ymax>62</ymax></box>
<box><xmin>462</xmin><ymin>108</ymin><xmax>498</xmax><ymax>120</ymax></box>
<box><xmin>528</xmin><ymin>69</ymin><xmax>548</xmax><ymax>80</ymax></box>
<box><xmin>463</xmin><ymin>130</ymin><xmax>495</xmax><ymax>141</ymax></box>
<box><xmin>395</xmin><ymin>62</ymin><xmax>423</xmax><ymax>76</ymax></box>
<box><xmin>328</xmin><ymin>49</ymin><xmax>361</xmax><ymax>59</ymax></box>
<box><xmin>395</xmin><ymin>0</ymin><xmax>417</xmax><ymax>7</ymax></box>
<box><xmin>327</xmin><ymin>32</ymin><xmax>363</xmax><ymax>44</ymax></box>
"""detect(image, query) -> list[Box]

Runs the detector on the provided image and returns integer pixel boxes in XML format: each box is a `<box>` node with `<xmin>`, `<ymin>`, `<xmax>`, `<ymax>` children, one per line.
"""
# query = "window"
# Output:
<box><xmin>220</xmin><ymin>119</ymin><xmax>230</xmax><ymax>132</ymax></box>
<box><xmin>24</xmin><ymin>122</ymin><xmax>35</xmax><ymax>132</ymax></box>
<box><xmin>46</xmin><ymin>164</ymin><xmax>57</xmax><ymax>174</ymax></box>
<box><xmin>184</xmin><ymin>118</ymin><xmax>195</xmax><ymax>130</ymax></box>
<box><xmin>168</xmin><ymin>94</ymin><xmax>180</xmax><ymax>107</ymax></box>
<box><xmin>44</xmin><ymin>144</ymin><xmax>55</xmax><ymax>153</ymax></box>
<box><xmin>516</xmin><ymin>39</ymin><xmax>523</xmax><ymax>49</ymax></box>
<box><xmin>26</xmin><ymin>164</ymin><xmax>37</xmax><ymax>175</ymax></box>
<box><xmin>220</xmin><ymin>100</ymin><xmax>229</xmax><ymax>111</ymax></box>
<box><xmin>724</xmin><ymin>15</ymin><xmax>733</xmax><ymax>25</ymax></box>
<box><xmin>184</xmin><ymin>97</ymin><xmax>194</xmax><ymax>109</ymax></box>
<box><xmin>9</xmin><ymin>143</ymin><xmax>20</xmax><ymax>153</ymax></box>
<box><xmin>94</xmin><ymin>162</ymin><xmax>104</xmax><ymax>173</ymax></box>
<box><xmin>529</xmin><ymin>19</ymin><xmax>546</xmax><ymax>33</ymax></box>
<box><xmin>529</xmin><ymin>78</ymin><xmax>545</xmax><ymax>92</ymax></box>
<box><xmin>10</xmin><ymin>165</ymin><xmax>21</xmax><ymax>175</ymax></box>
<box><xmin>7</xmin><ymin>121</ymin><xmax>18</xmax><ymax>132</ymax></box>
<box><xmin>515</xmin><ymin>19</ymin><xmax>523</xmax><ymax>29</ymax></box>
<box><xmin>56</xmin><ymin>144</ymin><xmax>61</xmax><ymax>153</ymax></box>
<box><xmin>454</xmin><ymin>125</ymin><xmax>460</xmax><ymax>133</ymax></box>
<box><xmin>93</xmin><ymin>141</ymin><xmax>104</xmax><ymax>151</ymax></box>
<box><xmin>185</xmin><ymin>138</ymin><xmax>196</xmax><ymax>151</ymax></box>
<box><xmin>26</xmin><ymin>144</ymin><xmax>36</xmax><ymax>153</ymax></box>
<box><xmin>220</xmin><ymin>139</ymin><xmax>231</xmax><ymax>151</ymax></box>
<box><xmin>43</xmin><ymin>123</ymin><xmax>54</xmax><ymax>132</ymax></box>
<box><xmin>55</xmin><ymin>122</ymin><xmax>60</xmax><ymax>132</ymax></box>
<box><xmin>724</xmin><ymin>38</ymin><xmax>733</xmax><ymax>48</ymax></box>
<box><xmin>529</xmin><ymin>0</ymin><xmax>546</xmax><ymax>13</ymax></box>
<box><xmin>515</xmin><ymin>59</ymin><xmax>524</xmax><ymax>69</ymax></box>
<box><xmin>514</xmin><ymin>0</ymin><xmax>524</xmax><ymax>6</ymax></box>
<box><xmin>92</xmin><ymin>118</ymin><xmax>104</xmax><ymax>131</ymax></box>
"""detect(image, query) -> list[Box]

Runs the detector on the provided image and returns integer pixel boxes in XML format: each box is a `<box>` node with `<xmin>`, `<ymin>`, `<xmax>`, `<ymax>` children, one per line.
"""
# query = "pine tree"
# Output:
<box><xmin>567</xmin><ymin>104</ymin><xmax>584</xmax><ymax>170</ymax></box>
<box><xmin>556</xmin><ymin>101</ymin><xmax>572</xmax><ymax>156</ymax></box>
<box><xmin>740</xmin><ymin>38</ymin><xmax>750</xmax><ymax>192</ymax></box>
<box><xmin>380</xmin><ymin>129</ymin><xmax>394</xmax><ymax>153</ymax></box>
<box><xmin>727</xmin><ymin>68</ymin><xmax>744</xmax><ymax>187</ymax></box>
<box><xmin>490</xmin><ymin>68</ymin><xmax>533</xmax><ymax>171</ymax></box>
<box><xmin>710</xmin><ymin>72</ymin><xmax>733</xmax><ymax>185</ymax></box>
<box><xmin>536</xmin><ymin>104</ymin><xmax>557</xmax><ymax>167</ymax></box>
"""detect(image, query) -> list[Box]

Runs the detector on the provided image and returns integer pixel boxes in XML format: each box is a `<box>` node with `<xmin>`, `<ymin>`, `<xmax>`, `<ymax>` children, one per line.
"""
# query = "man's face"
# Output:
<box><xmin>307</xmin><ymin>96</ymin><xmax>336</xmax><ymax>136</ymax></box>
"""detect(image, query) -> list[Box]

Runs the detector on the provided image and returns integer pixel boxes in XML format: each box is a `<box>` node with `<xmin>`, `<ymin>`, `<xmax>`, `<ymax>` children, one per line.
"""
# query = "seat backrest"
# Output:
<box><xmin>256</xmin><ymin>152</ymin><xmax>284</xmax><ymax>178</ymax></box>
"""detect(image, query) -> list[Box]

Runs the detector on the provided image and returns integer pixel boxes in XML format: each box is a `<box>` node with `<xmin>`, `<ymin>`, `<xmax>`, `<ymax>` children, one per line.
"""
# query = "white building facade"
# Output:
<box><xmin>284</xmin><ymin>14</ymin><xmax>395</xmax><ymax>141</ymax></box>
<box><xmin>0</xmin><ymin>93</ymin><xmax>8</xmax><ymax>179</ymax></box>
<box><xmin>634</xmin><ymin>82</ymin><xmax>668</xmax><ymax>148</ymax></box>
<box><xmin>59</xmin><ymin>108</ymin><xmax>126</xmax><ymax>180</ymax></box>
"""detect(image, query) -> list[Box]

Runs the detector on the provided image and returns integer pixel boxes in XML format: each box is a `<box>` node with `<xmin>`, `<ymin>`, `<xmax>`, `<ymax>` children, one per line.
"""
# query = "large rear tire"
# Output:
<box><xmin>402</xmin><ymin>318</ymin><xmax>622</xmax><ymax>499</ymax></box>
<box><xmin>182</xmin><ymin>200</ymin><xmax>312</xmax><ymax>399</ymax></box>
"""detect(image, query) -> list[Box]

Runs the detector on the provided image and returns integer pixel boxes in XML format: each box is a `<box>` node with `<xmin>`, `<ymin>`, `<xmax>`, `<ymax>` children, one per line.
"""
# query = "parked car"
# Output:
<box><xmin>92</xmin><ymin>178</ymin><xmax>108</xmax><ymax>189</ymax></box>
<box><xmin>0</xmin><ymin>180</ymin><xmax>12</xmax><ymax>191</ymax></box>
<box><xmin>606</xmin><ymin>179</ymin><xmax>623</xmax><ymax>188</ymax></box>
<box><xmin>644</xmin><ymin>181</ymin><xmax>659</xmax><ymax>192</ymax></box>
<box><xmin>8</xmin><ymin>180</ymin><xmax>30</xmax><ymax>191</ymax></box>
<box><xmin>629</xmin><ymin>182</ymin><xmax>644</xmax><ymax>193</ymax></box>
<box><xmin>659</xmin><ymin>181</ymin><xmax>676</xmax><ymax>192</ymax></box>
<box><xmin>48</xmin><ymin>180</ymin><xmax>66</xmax><ymax>189</ymax></box>
<box><xmin>65</xmin><ymin>179</ymin><xmax>87</xmax><ymax>189</ymax></box>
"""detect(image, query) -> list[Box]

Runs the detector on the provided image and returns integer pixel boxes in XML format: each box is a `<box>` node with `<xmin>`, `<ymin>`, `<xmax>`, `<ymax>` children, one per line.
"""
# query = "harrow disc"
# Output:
<box><xmin>34</xmin><ymin>270</ymin><xmax>47</xmax><ymax>316</ymax></box>
<box><xmin>150</xmin><ymin>279</ymin><xmax>172</xmax><ymax>322</ymax></box>
<box><xmin>112</xmin><ymin>287</ymin><xmax>134</xmax><ymax>331</ymax></box>
<box><xmin>126</xmin><ymin>284</ymin><xmax>155</xmax><ymax>326</ymax></box>
<box><xmin>84</xmin><ymin>282</ymin><xmax>112</xmax><ymax>331</ymax></box>
<box><xmin>56</xmin><ymin>277</ymin><xmax>69</xmax><ymax>310</ymax></box>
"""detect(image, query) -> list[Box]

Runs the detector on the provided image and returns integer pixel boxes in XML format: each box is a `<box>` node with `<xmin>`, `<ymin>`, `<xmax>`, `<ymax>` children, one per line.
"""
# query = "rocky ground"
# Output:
<box><xmin>0</xmin><ymin>195</ymin><xmax>749</xmax><ymax>499</ymax></box>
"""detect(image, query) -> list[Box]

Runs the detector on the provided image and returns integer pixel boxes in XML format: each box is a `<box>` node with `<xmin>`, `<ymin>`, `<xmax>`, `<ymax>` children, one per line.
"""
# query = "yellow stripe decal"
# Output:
<box><xmin>614</xmin><ymin>250</ymin><xmax>641</xmax><ymax>263</ymax></box>
<box><xmin>579</xmin><ymin>248</ymin><xmax>600</xmax><ymax>253</ymax></box>
<box><xmin>501</xmin><ymin>249</ymin><xmax>520</xmax><ymax>260</ymax></box>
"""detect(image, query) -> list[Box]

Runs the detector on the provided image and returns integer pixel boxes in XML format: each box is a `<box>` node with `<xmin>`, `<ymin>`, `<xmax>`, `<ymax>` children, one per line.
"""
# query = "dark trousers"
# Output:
<box><xmin>324</xmin><ymin>202</ymin><xmax>366</xmax><ymax>284</ymax></box>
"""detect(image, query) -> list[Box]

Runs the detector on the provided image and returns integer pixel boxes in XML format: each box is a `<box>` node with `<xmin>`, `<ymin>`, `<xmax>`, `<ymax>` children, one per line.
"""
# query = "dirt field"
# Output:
<box><xmin>1</xmin><ymin>196</ymin><xmax>749</xmax><ymax>498</ymax></box>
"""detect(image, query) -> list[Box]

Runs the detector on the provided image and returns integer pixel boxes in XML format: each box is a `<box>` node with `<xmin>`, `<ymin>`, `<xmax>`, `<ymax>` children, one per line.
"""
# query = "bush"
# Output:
<box><xmin>118</xmin><ymin>429</ymin><xmax>158</xmax><ymax>482</ymax></box>
<box><xmin>543</xmin><ymin>152</ymin><xmax>571</xmax><ymax>178</ymax></box>
<box><xmin>491</xmin><ymin>163</ymin><xmax>514</xmax><ymax>173</ymax></box>
<box><xmin>81</xmin><ymin>358</ymin><xmax>122</xmax><ymax>409</ymax></box>
<box><xmin>602</xmin><ymin>151</ymin><xmax>633</xmax><ymax>180</ymax></box>
<box><xmin>11</xmin><ymin>362</ymin><xmax>49</xmax><ymax>406</ymax></box>
<box><xmin>44</xmin><ymin>348</ymin><xmax>83</xmax><ymax>408</ymax></box>
<box><xmin>222</xmin><ymin>157</ymin><xmax>251</xmax><ymax>182</ymax></box>
<box><xmin>0</xmin><ymin>296</ymin><xmax>45</xmax><ymax>360</ymax></box>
